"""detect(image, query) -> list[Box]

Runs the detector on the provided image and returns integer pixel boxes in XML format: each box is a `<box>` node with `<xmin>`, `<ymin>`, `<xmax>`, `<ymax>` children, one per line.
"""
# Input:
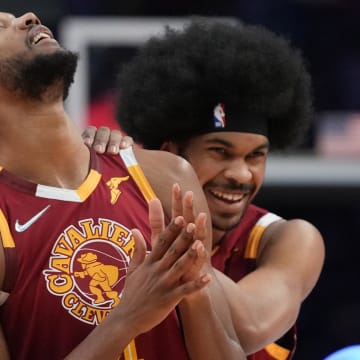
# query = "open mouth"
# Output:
<box><xmin>31</xmin><ymin>32</ymin><xmax>51</xmax><ymax>45</ymax></box>
<box><xmin>28</xmin><ymin>26</ymin><xmax>54</xmax><ymax>46</ymax></box>
<box><xmin>209</xmin><ymin>189</ymin><xmax>247</xmax><ymax>203</ymax></box>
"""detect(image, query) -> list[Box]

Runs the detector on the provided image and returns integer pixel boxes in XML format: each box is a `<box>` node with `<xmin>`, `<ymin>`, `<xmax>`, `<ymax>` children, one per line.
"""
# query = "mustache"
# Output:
<box><xmin>205</xmin><ymin>181</ymin><xmax>255</xmax><ymax>192</ymax></box>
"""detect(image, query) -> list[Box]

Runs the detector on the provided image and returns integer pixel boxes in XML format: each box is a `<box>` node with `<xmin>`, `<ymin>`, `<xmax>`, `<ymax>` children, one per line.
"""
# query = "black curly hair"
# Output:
<box><xmin>115</xmin><ymin>17</ymin><xmax>313</xmax><ymax>150</ymax></box>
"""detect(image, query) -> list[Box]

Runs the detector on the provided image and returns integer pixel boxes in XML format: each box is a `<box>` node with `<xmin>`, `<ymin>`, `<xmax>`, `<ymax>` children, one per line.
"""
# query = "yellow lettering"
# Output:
<box><xmin>53</xmin><ymin>235</ymin><xmax>74</xmax><ymax>256</ymax></box>
<box><xmin>80</xmin><ymin>220</ymin><xmax>99</xmax><ymax>240</ymax></box>
<box><xmin>47</xmin><ymin>274</ymin><xmax>73</xmax><ymax>294</ymax></box>
<box><xmin>50</xmin><ymin>257</ymin><xmax>71</xmax><ymax>274</ymax></box>
<box><xmin>109</xmin><ymin>223</ymin><xmax>130</xmax><ymax>244</ymax></box>
<box><xmin>64</xmin><ymin>294</ymin><xmax>90</xmax><ymax>320</ymax></box>
<box><xmin>91</xmin><ymin>307</ymin><xmax>110</xmax><ymax>324</ymax></box>
<box><xmin>99</xmin><ymin>219</ymin><xmax>111</xmax><ymax>239</ymax></box>
<box><xmin>122</xmin><ymin>236</ymin><xmax>136</xmax><ymax>257</ymax></box>
<box><xmin>63</xmin><ymin>293</ymin><xmax>111</xmax><ymax>325</ymax></box>
<box><xmin>66</xmin><ymin>227</ymin><xmax>87</xmax><ymax>248</ymax></box>
<box><xmin>63</xmin><ymin>293</ymin><xmax>78</xmax><ymax>308</ymax></box>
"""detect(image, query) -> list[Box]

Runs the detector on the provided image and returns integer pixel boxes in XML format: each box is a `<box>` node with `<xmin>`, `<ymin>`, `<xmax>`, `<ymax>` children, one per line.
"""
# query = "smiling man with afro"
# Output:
<box><xmin>92</xmin><ymin>17</ymin><xmax>324</xmax><ymax>360</ymax></box>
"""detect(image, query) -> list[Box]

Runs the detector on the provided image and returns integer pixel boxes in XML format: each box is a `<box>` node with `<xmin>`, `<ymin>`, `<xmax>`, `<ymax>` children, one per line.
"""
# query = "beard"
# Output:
<box><xmin>0</xmin><ymin>49</ymin><xmax>78</xmax><ymax>101</ymax></box>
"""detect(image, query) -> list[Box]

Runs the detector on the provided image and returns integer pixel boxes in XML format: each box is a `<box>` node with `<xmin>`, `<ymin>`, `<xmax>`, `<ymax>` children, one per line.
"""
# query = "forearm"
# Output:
<box><xmin>178</xmin><ymin>279</ymin><xmax>246</xmax><ymax>360</ymax></box>
<box><xmin>215</xmin><ymin>269</ymin><xmax>300</xmax><ymax>354</ymax></box>
<box><xmin>64</xmin><ymin>310</ymin><xmax>137</xmax><ymax>360</ymax></box>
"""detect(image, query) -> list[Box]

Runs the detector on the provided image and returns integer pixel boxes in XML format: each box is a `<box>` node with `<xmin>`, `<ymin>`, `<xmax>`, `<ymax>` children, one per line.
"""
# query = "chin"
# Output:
<box><xmin>212</xmin><ymin>217</ymin><xmax>242</xmax><ymax>232</ymax></box>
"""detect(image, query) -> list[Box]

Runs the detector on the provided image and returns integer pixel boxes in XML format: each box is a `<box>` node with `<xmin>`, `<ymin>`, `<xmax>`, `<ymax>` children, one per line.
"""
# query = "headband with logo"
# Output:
<box><xmin>201</xmin><ymin>103</ymin><xmax>268</xmax><ymax>136</ymax></box>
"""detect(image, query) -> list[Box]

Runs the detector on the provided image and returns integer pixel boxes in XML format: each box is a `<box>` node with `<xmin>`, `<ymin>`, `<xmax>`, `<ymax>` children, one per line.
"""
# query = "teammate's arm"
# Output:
<box><xmin>215</xmin><ymin>218</ymin><xmax>325</xmax><ymax>354</ymax></box>
<box><xmin>136</xmin><ymin>149</ymin><xmax>246</xmax><ymax>359</ymax></box>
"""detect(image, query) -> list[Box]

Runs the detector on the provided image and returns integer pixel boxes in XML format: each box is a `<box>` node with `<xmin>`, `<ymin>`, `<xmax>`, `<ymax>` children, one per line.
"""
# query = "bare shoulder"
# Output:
<box><xmin>264</xmin><ymin>218</ymin><xmax>324</xmax><ymax>248</ymax></box>
<box><xmin>260</xmin><ymin>218</ymin><xmax>325</xmax><ymax>298</ymax></box>
<box><xmin>133</xmin><ymin>147</ymin><xmax>194</xmax><ymax>177</ymax></box>
<box><xmin>133</xmin><ymin>148</ymin><xmax>207</xmax><ymax>217</ymax></box>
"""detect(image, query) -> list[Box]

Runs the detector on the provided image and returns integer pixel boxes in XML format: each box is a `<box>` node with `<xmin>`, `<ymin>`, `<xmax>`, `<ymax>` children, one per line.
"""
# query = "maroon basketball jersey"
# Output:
<box><xmin>0</xmin><ymin>148</ymin><xmax>189</xmax><ymax>360</ymax></box>
<box><xmin>212</xmin><ymin>204</ymin><xmax>297</xmax><ymax>360</ymax></box>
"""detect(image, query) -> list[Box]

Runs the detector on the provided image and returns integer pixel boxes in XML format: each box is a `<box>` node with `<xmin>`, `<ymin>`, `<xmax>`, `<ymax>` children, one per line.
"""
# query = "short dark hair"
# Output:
<box><xmin>116</xmin><ymin>17</ymin><xmax>313</xmax><ymax>150</ymax></box>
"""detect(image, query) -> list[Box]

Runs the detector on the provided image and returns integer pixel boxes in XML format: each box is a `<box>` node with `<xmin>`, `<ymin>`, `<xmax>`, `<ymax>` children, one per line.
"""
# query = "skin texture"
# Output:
<box><xmin>0</xmin><ymin>11</ymin><xmax>244</xmax><ymax>360</ymax></box>
<box><xmin>83</xmin><ymin>126</ymin><xmax>325</xmax><ymax>354</ymax></box>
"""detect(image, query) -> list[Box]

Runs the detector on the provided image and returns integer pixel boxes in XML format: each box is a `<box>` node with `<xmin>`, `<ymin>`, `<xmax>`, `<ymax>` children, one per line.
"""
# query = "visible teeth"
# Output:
<box><xmin>32</xmin><ymin>32</ymin><xmax>50</xmax><ymax>45</ymax></box>
<box><xmin>211</xmin><ymin>190</ymin><xmax>244</xmax><ymax>202</ymax></box>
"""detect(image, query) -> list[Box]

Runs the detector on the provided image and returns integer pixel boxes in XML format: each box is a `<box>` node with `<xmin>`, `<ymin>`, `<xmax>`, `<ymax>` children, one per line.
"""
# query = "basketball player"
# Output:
<box><xmin>0</xmin><ymin>11</ymin><xmax>244</xmax><ymax>360</ymax></box>
<box><xmin>83</xmin><ymin>17</ymin><xmax>325</xmax><ymax>359</ymax></box>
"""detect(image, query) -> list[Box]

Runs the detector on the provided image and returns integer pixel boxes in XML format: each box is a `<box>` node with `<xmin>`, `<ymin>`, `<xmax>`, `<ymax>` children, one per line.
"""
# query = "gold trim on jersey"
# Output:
<box><xmin>77</xmin><ymin>169</ymin><xmax>102</xmax><ymax>201</ymax></box>
<box><xmin>244</xmin><ymin>212</ymin><xmax>282</xmax><ymax>259</ymax></box>
<box><xmin>0</xmin><ymin>209</ymin><xmax>15</xmax><ymax>248</ymax></box>
<box><xmin>119</xmin><ymin>148</ymin><xmax>157</xmax><ymax>203</ymax></box>
<box><xmin>35</xmin><ymin>169</ymin><xmax>101</xmax><ymax>202</ymax></box>
<box><xmin>265</xmin><ymin>342</ymin><xmax>291</xmax><ymax>360</ymax></box>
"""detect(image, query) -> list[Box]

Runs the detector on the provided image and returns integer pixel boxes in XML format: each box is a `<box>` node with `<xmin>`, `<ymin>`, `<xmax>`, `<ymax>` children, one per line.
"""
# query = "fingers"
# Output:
<box><xmin>170</xmin><ymin>273</ymin><xmax>212</xmax><ymax>298</ymax></box>
<box><xmin>158</xmin><ymin>222</ymin><xmax>197</xmax><ymax>270</ymax></box>
<box><xmin>171</xmin><ymin>184</ymin><xmax>195</xmax><ymax>224</ymax></box>
<box><xmin>117</xmin><ymin>134</ymin><xmax>134</xmax><ymax>150</ymax></box>
<box><xmin>182</xmin><ymin>190</ymin><xmax>196</xmax><ymax>223</ymax></box>
<box><xmin>166</xmin><ymin>239</ymin><xmax>210</xmax><ymax>287</ymax></box>
<box><xmin>81</xmin><ymin>125</ymin><xmax>97</xmax><ymax>147</ymax></box>
<box><xmin>127</xmin><ymin>228</ymin><xmax>147</xmax><ymax>275</ymax></box>
<box><xmin>148</xmin><ymin>198</ymin><xmax>165</xmax><ymax>248</ymax></box>
<box><xmin>81</xmin><ymin>126</ymin><xmax>134</xmax><ymax>154</ymax></box>
<box><xmin>108</xmin><ymin>130</ymin><xmax>134</xmax><ymax>154</ymax></box>
<box><xmin>83</xmin><ymin>126</ymin><xmax>111</xmax><ymax>153</ymax></box>
<box><xmin>150</xmin><ymin>215</ymin><xmax>185</xmax><ymax>261</ymax></box>
<box><xmin>194</xmin><ymin>212</ymin><xmax>207</xmax><ymax>246</ymax></box>
<box><xmin>171</xmin><ymin>183</ymin><xmax>183</xmax><ymax>219</ymax></box>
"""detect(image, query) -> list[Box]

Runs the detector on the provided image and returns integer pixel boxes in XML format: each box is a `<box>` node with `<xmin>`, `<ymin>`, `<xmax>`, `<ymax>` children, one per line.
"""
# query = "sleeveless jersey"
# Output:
<box><xmin>212</xmin><ymin>204</ymin><xmax>297</xmax><ymax>360</ymax></box>
<box><xmin>0</xmin><ymin>147</ymin><xmax>189</xmax><ymax>360</ymax></box>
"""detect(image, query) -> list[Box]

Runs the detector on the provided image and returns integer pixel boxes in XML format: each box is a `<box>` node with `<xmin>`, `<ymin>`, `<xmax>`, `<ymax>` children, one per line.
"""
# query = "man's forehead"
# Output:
<box><xmin>198</xmin><ymin>131</ymin><xmax>270</xmax><ymax>148</ymax></box>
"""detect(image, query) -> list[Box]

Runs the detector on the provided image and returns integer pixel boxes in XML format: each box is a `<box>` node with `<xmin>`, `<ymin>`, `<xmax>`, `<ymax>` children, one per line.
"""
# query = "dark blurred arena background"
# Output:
<box><xmin>3</xmin><ymin>1</ymin><xmax>360</xmax><ymax>359</ymax></box>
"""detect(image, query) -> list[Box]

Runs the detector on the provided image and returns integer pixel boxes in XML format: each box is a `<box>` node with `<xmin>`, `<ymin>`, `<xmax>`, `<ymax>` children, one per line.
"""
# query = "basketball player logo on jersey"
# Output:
<box><xmin>213</xmin><ymin>103</ymin><xmax>226</xmax><ymax>128</ymax></box>
<box><xmin>75</xmin><ymin>252</ymin><xmax>120</xmax><ymax>306</ymax></box>
<box><xmin>43</xmin><ymin>218</ymin><xmax>135</xmax><ymax>325</ymax></box>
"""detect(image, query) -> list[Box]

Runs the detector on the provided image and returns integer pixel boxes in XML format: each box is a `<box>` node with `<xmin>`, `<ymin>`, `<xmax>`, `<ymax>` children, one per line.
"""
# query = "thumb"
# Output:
<box><xmin>128</xmin><ymin>228</ymin><xmax>147</xmax><ymax>274</ymax></box>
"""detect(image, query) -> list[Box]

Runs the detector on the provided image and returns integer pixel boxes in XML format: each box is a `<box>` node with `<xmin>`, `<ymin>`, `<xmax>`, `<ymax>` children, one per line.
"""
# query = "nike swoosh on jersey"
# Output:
<box><xmin>15</xmin><ymin>205</ymin><xmax>51</xmax><ymax>232</ymax></box>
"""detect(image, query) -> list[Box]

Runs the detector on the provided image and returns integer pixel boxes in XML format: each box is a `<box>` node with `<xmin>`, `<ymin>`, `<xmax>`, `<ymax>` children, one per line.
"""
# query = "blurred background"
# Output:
<box><xmin>4</xmin><ymin>1</ymin><xmax>360</xmax><ymax>359</ymax></box>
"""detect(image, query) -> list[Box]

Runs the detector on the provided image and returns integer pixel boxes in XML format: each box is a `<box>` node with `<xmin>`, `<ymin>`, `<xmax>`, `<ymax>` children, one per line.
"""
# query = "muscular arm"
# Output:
<box><xmin>216</xmin><ymin>218</ymin><xmax>325</xmax><ymax>354</ymax></box>
<box><xmin>136</xmin><ymin>148</ymin><xmax>245</xmax><ymax>359</ymax></box>
<box><xmin>83</xmin><ymin>127</ymin><xmax>324</xmax><ymax>356</ymax></box>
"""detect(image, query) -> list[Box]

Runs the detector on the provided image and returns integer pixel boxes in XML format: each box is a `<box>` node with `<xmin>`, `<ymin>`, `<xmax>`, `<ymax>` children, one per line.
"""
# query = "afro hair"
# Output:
<box><xmin>116</xmin><ymin>17</ymin><xmax>313</xmax><ymax>150</ymax></box>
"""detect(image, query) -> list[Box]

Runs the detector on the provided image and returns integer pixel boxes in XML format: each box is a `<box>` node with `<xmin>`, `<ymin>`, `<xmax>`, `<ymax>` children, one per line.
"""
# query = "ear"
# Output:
<box><xmin>160</xmin><ymin>141</ymin><xmax>180</xmax><ymax>154</ymax></box>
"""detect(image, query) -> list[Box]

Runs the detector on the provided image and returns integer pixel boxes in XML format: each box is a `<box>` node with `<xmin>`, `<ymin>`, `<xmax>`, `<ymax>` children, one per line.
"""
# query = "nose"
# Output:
<box><xmin>223</xmin><ymin>159</ymin><xmax>252</xmax><ymax>184</ymax></box>
<box><xmin>15</xmin><ymin>12</ymin><xmax>41</xmax><ymax>30</ymax></box>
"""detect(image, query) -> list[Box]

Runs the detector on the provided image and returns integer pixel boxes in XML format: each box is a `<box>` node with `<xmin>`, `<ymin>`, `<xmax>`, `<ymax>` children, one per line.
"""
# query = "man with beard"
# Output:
<box><xmin>84</xmin><ymin>18</ymin><xmax>325</xmax><ymax>359</ymax></box>
<box><xmin>0</xmin><ymin>11</ymin><xmax>244</xmax><ymax>360</ymax></box>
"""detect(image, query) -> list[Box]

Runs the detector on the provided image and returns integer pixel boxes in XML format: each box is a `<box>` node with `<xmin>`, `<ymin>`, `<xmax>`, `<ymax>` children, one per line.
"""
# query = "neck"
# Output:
<box><xmin>0</xmin><ymin>96</ymin><xmax>90</xmax><ymax>188</ymax></box>
<box><xmin>212</xmin><ymin>228</ymin><xmax>226</xmax><ymax>248</ymax></box>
